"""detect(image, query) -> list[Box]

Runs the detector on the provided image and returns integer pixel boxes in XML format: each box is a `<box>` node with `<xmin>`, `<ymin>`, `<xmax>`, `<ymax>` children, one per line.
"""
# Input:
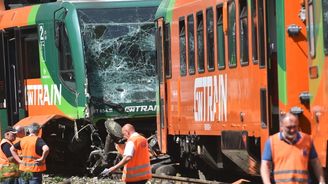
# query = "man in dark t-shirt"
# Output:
<box><xmin>10</xmin><ymin>123</ymin><xmax>49</xmax><ymax>184</ymax></box>
<box><xmin>13</xmin><ymin>138</ymin><xmax>47</xmax><ymax>157</ymax></box>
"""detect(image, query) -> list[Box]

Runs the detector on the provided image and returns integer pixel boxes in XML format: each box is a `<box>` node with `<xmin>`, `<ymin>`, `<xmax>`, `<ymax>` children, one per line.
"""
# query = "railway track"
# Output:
<box><xmin>151</xmin><ymin>174</ymin><xmax>228</xmax><ymax>184</ymax></box>
<box><xmin>44</xmin><ymin>172</ymin><xmax>254</xmax><ymax>184</ymax></box>
<box><xmin>109</xmin><ymin>172</ymin><xmax>238</xmax><ymax>184</ymax></box>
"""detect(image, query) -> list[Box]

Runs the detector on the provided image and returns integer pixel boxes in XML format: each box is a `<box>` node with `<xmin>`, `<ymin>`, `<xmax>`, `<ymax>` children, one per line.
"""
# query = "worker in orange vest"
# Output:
<box><xmin>0</xmin><ymin>127</ymin><xmax>20</xmax><ymax>184</ymax></box>
<box><xmin>261</xmin><ymin>112</ymin><xmax>325</xmax><ymax>184</ymax></box>
<box><xmin>101</xmin><ymin>123</ymin><xmax>152</xmax><ymax>184</ymax></box>
<box><xmin>10</xmin><ymin>123</ymin><xmax>49</xmax><ymax>184</ymax></box>
<box><xmin>13</xmin><ymin>125</ymin><xmax>25</xmax><ymax>158</ymax></box>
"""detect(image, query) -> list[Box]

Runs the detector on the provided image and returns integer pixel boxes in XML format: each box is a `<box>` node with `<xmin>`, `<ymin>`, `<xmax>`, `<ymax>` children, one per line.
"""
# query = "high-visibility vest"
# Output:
<box><xmin>13</xmin><ymin>137</ymin><xmax>22</xmax><ymax>157</ymax></box>
<box><xmin>271</xmin><ymin>132</ymin><xmax>311</xmax><ymax>184</ymax></box>
<box><xmin>0</xmin><ymin>139</ymin><xmax>19</xmax><ymax>178</ymax></box>
<box><xmin>122</xmin><ymin>134</ymin><xmax>151</xmax><ymax>182</ymax></box>
<box><xmin>19</xmin><ymin>136</ymin><xmax>46</xmax><ymax>172</ymax></box>
<box><xmin>115</xmin><ymin>143</ymin><xmax>125</xmax><ymax>155</ymax></box>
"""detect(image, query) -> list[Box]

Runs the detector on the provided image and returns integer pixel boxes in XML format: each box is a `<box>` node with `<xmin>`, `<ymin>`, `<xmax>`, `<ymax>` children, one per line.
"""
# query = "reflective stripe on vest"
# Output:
<box><xmin>19</xmin><ymin>136</ymin><xmax>46</xmax><ymax>172</ymax></box>
<box><xmin>275</xmin><ymin>178</ymin><xmax>308</xmax><ymax>183</ymax></box>
<box><xmin>122</xmin><ymin>134</ymin><xmax>151</xmax><ymax>182</ymax></box>
<box><xmin>273</xmin><ymin>170</ymin><xmax>309</xmax><ymax>175</ymax></box>
<box><xmin>21</xmin><ymin>156</ymin><xmax>39</xmax><ymax>159</ymax></box>
<box><xmin>274</xmin><ymin>169</ymin><xmax>309</xmax><ymax>183</ymax></box>
<box><xmin>123</xmin><ymin>170</ymin><xmax>152</xmax><ymax>179</ymax></box>
<box><xmin>21</xmin><ymin>162</ymin><xmax>45</xmax><ymax>167</ymax></box>
<box><xmin>270</xmin><ymin>132</ymin><xmax>311</xmax><ymax>184</ymax></box>
<box><xmin>126</xmin><ymin>163</ymin><xmax>151</xmax><ymax>171</ymax></box>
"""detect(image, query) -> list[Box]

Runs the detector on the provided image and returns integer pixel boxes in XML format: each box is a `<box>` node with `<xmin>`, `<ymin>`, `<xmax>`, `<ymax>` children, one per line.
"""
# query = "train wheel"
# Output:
<box><xmin>155</xmin><ymin>165</ymin><xmax>177</xmax><ymax>176</ymax></box>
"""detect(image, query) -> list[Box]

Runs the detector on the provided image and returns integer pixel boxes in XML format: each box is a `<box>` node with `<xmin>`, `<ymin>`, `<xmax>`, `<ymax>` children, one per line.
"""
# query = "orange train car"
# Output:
<box><xmin>155</xmin><ymin>0</ymin><xmax>326</xmax><ymax>178</ymax></box>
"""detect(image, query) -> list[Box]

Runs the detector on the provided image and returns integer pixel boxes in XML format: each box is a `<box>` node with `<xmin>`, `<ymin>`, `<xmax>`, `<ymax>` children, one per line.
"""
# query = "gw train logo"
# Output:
<box><xmin>194</xmin><ymin>74</ymin><xmax>227</xmax><ymax>122</ymax></box>
<box><xmin>125</xmin><ymin>105</ymin><xmax>157</xmax><ymax>112</ymax></box>
<box><xmin>25</xmin><ymin>84</ymin><xmax>62</xmax><ymax>106</ymax></box>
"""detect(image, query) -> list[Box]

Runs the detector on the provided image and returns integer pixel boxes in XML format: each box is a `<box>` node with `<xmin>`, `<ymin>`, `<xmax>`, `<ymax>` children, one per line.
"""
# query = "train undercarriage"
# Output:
<box><xmin>164</xmin><ymin>132</ymin><xmax>262</xmax><ymax>180</ymax></box>
<box><xmin>35</xmin><ymin>117</ymin><xmax>166</xmax><ymax>176</ymax></box>
<box><xmin>25</xmin><ymin>117</ymin><xmax>263</xmax><ymax>181</ymax></box>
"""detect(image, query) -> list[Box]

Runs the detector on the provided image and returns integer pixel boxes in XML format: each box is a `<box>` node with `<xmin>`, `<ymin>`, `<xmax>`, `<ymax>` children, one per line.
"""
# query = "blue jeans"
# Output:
<box><xmin>18</xmin><ymin>173</ymin><xmax>42</xmax><ymax>184</ymax></box>
<box><xmin>2</xmin><ymin>177</ymin><xmax>18</xmax><ymax>184</ymax></box>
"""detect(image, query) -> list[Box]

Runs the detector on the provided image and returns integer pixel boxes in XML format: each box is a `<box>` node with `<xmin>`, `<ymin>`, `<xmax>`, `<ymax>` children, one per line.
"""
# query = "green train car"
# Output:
<box><xmin>0</xmin><ymin>0</ymin><xmax>160</xmax><ymax>173</ymax></box>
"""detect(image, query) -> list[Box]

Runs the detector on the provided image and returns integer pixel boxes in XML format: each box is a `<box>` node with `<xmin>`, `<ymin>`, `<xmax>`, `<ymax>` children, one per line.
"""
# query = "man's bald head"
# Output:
<box><xmin>280</xmin><ymin>112</ymin><xmax>299</xmax><ymax>125</ymax></box>
<box><xmin>280</xmin><ymin>112</ymin><xmax>299</xmax><ymax>140</ymax></box>
<box><xmin>122</xmin><ymin>123</ymin><xmax>135</xmax><ymax>139</ymax></box>
<box><xmin>15</xmin><ymin>125</ymin><xmax>25</xmax><ymax>138</ymax></box>
<box><xmin>122</xmin><ymin>124</ymin><xmax>135</xmax><ymax>132</ymax></box>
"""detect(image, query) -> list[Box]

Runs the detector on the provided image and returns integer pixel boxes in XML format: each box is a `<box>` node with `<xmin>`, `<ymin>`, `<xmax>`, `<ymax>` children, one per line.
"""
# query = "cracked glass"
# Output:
<box><xmin>77</xmin><ymin>7</ymin><xmax>157</xmax><ymax>106</ymax></box>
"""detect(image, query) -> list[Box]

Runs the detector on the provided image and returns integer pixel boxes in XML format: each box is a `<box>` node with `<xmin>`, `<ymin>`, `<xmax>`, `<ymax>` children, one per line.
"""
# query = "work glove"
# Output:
<box><xmin>100</xmin><ymin>168</ymin><xmax>111</xmax><ymax>176</ymax></box>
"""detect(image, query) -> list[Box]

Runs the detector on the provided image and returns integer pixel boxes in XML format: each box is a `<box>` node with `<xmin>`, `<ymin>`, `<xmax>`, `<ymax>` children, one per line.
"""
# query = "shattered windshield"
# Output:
<box><xmin>78</xmin><ymin>7</ymin><xmax>157</xmax><ymax>104</ymax></box>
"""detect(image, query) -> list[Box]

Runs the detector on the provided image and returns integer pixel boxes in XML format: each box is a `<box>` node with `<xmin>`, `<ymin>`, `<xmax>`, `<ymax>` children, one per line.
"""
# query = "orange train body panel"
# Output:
<box><xmin>0</xmin><ymin>6</ymin><xmax>32</xmax><ymax>29</ymax></box>
<box><xmin>155</xmin><ymin>0</ymin><xmax>328</xmax><ymax>173</ymax></box>
<box><xmin>24</xmin><ymin>79</ymin><xmax>66</xmax><ymax>117</ymax></box>
<box><xmin>164</xmin><ymin>0</ymin><xmax>267</xmax><ymax>137</ymax></box>
<box><xmin>13</xmin><ymin>114</ymin><xmax>73</xmax><ymax>137</ymax></box>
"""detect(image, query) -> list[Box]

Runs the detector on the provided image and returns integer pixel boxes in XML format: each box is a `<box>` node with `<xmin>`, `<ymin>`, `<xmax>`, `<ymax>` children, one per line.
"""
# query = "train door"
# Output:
<box><xmin>1</xmin><ymin>28</ymin><xmax>26</xmax><ymax>126</ymax></box>
<box><xmin>0</xmin><ymin>31</ymin><xmax>8</xmax><ymax>129</ymax></box>
<box><xmin>265</xmin><ymin>0</ymin><xmax>279</xmax><ymax>135</ymax></box>
<box><xmin>157</xmin><ymin>18</ymin><xmax>171</xmax><ymax>153</ymax></box>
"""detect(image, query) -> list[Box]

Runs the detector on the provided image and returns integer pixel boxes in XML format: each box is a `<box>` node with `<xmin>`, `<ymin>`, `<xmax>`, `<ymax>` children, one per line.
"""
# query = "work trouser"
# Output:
<box><xmin>18</xmin><ymin>172</ymin><xmax>42</xmax><ymax>184</ymax></box>
<box><xmin>2</xmin><ymin>177</ymin><xmax>18</xmax><ymax>184</ymax></box>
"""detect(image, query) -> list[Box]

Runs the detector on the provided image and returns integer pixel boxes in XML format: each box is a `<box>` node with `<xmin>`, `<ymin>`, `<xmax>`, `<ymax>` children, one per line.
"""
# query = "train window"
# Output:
<box><xmin>57</xmin><ymin>23</ymin><xmax>76</xmax><ymax>91</ymax></box>
<box><xmin>308</xmin><ymin>0</ymin><xmax>315</xmax><ymax>58</ymax></box>
<box><xmin>179</xmin><ymin>18</ymin><xmax>187</xmax><ymax>76</ymax></box>
<box><xmin>228</xmin><ymin>1</ymin><xmax>237</xmax><ymax>67</ymax></box>
<box><xmin>197</xmin><ymin>11</ymin><xmax>205</xmax><ymax>73</ymax></box>
<box><xmin>187</xmin><ymin>15</ymin><xmax>195</xmax><ymax>75</ymax></box>
<box><xmin>239</xmin><ymin>0</ymin><xmax>249</xmax><ymax>65</ymax></box>
<box><xmin>323</xmin><ymin>0</ymin><xmax>328</xmax><ymax>55</ymax></box>
<box><xmin>21</xmin><ymin>27</ymin><xmax>40</xmax><ymax>79</ymax></box>
<box><xmin>164</xmin><ymin>23</ymin><xmax>172</xmax><ymax>78</ymax></box>
<box><xmin>251</xmin><ymin>0</ymin><xmax>258</xmax><ymax>62</ymax></box>
<box><xmin>258</xmin><ymin>0</ymin><xmax>265</xmax><ymax>67</ymax></box>
<box><xmin>206</xmin><ymin>8</ymin><xmax>215</xmax><ymax>71</ymax></box>
<box><xmin>217</xmin><ymin>5</ymin><xmax>225</xmax><ymax>69</ymax></box>
<box><xmin>260</xmin><ymin>88</ymin><xmax>267</xmax><ymax>128</ymax></box>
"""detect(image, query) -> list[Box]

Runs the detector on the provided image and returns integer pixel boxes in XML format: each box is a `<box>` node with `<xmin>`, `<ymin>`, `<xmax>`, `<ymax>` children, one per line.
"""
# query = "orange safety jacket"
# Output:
<box><xmin>115</xmin><ymin>143</ymin><xmax>125</xmax><ymax>155</ymax></box>
<box><xmin>122</xmin><ymin>134</ymin><xmax>152</xmax><ymax>182</ymax></box>
<box><xmin>13</xmin><ymin>137</ymin><xmax>22</xmax><ymax>157</ymax></box>
<box><xmin>270</xmin><ymin>132</ymin><xmax>311</xmax><ymax>184</ymax></box>
<box><xmin>19</xmin><ymin>136</ymin><xmax>46</xmax><ymax>172</ymax></box>
<box><xmin>0</xmin><ymin>139</ymin><xmax>19</xmax><ymax>178</ymax></box>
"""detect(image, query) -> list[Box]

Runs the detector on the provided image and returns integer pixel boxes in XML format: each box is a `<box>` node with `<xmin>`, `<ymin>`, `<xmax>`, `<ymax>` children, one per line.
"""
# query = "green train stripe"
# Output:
<box><xmin>28</xmin><ymin>5</ymin><xmax>40</xmax><ymax>25</ymax></box>
<box><xmin>310</xmin><ymin>0</ymin><xmax>324</xmax><ymax>104</ymax></box>
<box><xmin>165</xmin><ymin>0</ymin><xmax>176</xmax><ymax>23</ymax></box>
<box><xmin>276</xmin><ymin>0</ymin><xmax>287</xmax><ymax>105</ymax></box>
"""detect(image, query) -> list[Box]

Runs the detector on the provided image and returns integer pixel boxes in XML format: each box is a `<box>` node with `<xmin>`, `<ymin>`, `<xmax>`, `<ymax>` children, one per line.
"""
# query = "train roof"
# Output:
<box><xmin>155</xmin><ymin>0</ymin><xmax>172</xmax><ymax>22</ymax></box>
<box><xmin>0</xmin><ymin>0</ymin><xmax>161</xmax><ymax>29</ymax></box>
<box><xmin>59</xmin><ymin>0</ymin><xmax>158</xmax><ymax>2</ymax></box>
<box><xmin>1</xmin><ymin>0</ymin><xmax>161</xmax><ymax>13</ymax></box>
